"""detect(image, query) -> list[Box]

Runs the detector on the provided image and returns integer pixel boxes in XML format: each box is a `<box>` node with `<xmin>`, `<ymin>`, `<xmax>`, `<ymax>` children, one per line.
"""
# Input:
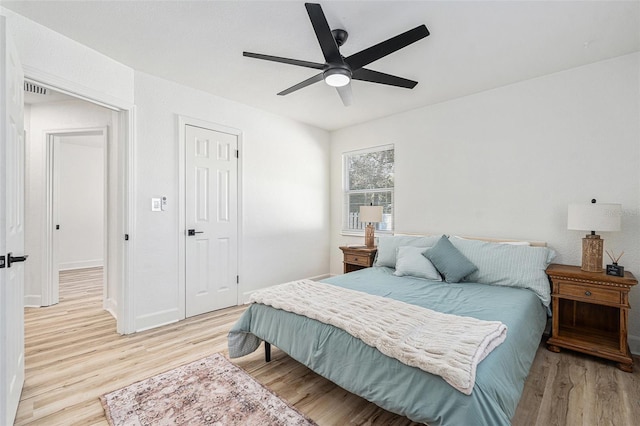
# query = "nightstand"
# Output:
<box><xmin>546</xmin><ymin>263</ymin><xmax>637</xmax><ymax>372</ymax></box>
<box><xmin>339</xmin><ymin>246</ymin><xmax>377</xmax><ymax>274</ymax></box>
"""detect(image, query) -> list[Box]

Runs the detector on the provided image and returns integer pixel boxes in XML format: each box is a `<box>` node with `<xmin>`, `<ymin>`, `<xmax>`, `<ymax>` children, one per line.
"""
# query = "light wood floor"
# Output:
<box><xmin>15</xmin><ymin>268</ymin><xmax>640</xmax><ymax>425</ymax></box>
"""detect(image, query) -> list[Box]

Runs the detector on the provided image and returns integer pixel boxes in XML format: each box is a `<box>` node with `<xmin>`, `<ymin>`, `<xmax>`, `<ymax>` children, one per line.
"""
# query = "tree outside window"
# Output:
<box><xmin>343</xmin><ymin>146</ymin><xmax>394</xmax><ymax>232</ymax></box>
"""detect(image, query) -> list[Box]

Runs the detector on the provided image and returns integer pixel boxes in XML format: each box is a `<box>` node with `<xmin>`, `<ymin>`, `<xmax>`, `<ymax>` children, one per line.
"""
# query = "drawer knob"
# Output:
<box><xmin>354</xmin><ymin>257</ymin><xmax>359</xmax><ymax>261</ymax></box>
<box><xmin>585</xmin><ymin>291</ymin><xmax>592</xmax><ymax>296</ymax></box>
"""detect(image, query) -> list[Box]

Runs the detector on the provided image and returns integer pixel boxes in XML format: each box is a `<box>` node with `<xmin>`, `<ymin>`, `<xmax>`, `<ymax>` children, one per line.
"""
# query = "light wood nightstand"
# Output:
<box><xmin>339</xmin><ymin>246</ymin><xmax>377</xmax><ymax>274</ymax></box>
<box><xmin>546</xmin><ymin>263</ymin><xmax>637</xmax><ymax>372</ymax></box>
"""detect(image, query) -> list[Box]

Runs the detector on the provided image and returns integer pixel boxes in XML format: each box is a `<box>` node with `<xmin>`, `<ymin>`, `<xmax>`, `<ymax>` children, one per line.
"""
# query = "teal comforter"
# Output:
<box><xmin>228</xmin><ymin>267</ymin><xmax>546</xmax><ymax>425</ymax></box>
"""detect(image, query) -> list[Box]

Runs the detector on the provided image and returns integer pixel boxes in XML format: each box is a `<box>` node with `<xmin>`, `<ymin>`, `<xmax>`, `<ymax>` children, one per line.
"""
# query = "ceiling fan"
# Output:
<box><xmin>243</xmin><ymin>2</ymin><xmax>429</xmax><ymax>106</ymax></box>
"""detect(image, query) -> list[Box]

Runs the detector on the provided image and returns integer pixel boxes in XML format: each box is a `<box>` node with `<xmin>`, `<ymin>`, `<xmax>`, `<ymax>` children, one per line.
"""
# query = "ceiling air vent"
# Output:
<box><xmin>24</xmin><ymin>81</ymin><xmax>48</xmax><ymax>95</ymax></box>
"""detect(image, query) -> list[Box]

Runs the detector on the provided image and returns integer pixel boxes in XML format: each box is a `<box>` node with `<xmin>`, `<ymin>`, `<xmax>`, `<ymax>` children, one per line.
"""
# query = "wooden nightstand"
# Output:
<box><xmin>546</xmin><ymin>263</ymin><xmax>637</xmax><ymax>372</ymax></box>
<box><xmin>339</xmin><ymin>246</ymin><xmax>377</xmax><ymax>274</ymax></box>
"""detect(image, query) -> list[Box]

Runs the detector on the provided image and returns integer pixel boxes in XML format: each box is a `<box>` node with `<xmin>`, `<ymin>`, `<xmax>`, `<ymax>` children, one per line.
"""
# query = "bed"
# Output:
<box><xmin>228</xmin><ymin>235</ymin><xmax>554</xmax><ymax>425</ymax></box>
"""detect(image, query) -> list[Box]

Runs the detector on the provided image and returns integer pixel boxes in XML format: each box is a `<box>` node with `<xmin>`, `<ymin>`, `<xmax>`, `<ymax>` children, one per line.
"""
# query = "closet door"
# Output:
<box><xmin>185</xmin><ymin>125</ymin><xmax>238</xmax><ymax>317</ymax></box>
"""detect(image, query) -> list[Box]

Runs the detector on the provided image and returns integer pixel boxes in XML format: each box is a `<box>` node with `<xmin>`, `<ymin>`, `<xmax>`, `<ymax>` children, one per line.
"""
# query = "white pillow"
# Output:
<box><xmin>393</xmin><ymin>246</ymin><xmax>442</xmax><ymax>281</ymax></box>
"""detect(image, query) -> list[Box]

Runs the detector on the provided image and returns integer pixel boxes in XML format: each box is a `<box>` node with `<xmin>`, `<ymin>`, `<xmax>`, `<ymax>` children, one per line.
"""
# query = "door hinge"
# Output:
<box><xmin>235</xmin><ymin>149</ymin><xmax>239</xmax><ymax>158</ymax></box>
<box><xmin>124</xmin><ymin>234</ymin><xmax>129</xmax><ymax>241</ymax></box>
<box><xmin>236</xmin><ymin>275</ymin><xmax>239</xmax><ymax>284</ymax></box>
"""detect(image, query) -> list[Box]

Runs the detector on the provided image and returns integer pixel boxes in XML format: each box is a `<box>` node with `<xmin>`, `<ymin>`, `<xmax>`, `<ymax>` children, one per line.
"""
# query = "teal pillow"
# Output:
<box><xmin>374</xmin><ymin>235</ymin><xmax>442</xmax><ymax>268</ymax></box>
<box><xmin>393</xmin><ymin>246</ymin><xmax>442</xmax><ymax>281</ymax></box>
<box><xmin>449</xmin><ymin>236</ymin><xmax>555</xmax><ymax>307</ymax></box>
<box><xmin>423</xmin><ymin>236</ymin><xmax>478</xmax><ymax>283</ymax></box>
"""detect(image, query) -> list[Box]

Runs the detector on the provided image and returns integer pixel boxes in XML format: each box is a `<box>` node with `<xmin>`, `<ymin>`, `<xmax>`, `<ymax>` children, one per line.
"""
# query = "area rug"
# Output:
<box><xmin>101</xmin><ymin>353</ymin><xmax>317</xmax><ymax>425</ymax></box>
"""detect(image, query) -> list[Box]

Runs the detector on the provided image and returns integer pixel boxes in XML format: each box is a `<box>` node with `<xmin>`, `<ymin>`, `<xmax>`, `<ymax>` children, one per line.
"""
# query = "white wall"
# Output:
<box><xmin>24</xmin><ymin>100</ymin><xmax>113</xmax><ymax>306</ymax></box>
<box><xmin>133</xmin><ymin>72</ymin><xmax>331</xmax><ymax>330</ymax></box>
<box><xmin>330</xmin><ymin>53</ymin><xmax>640</xmax><ymax>353</ymax></box>
<box><xmin>1</xmin><ymin>7</ymin><xmax>134</xmax><ymax>106</ymax></box>
<box><xmin>57</xmin><ymin>135</ymin><xmax>104</xmax><ymax>270</ymax></box>
<box><xmin>6</xmin><ymin>8</ymin><xmax>331</xmax><ymax>333</ymax></box>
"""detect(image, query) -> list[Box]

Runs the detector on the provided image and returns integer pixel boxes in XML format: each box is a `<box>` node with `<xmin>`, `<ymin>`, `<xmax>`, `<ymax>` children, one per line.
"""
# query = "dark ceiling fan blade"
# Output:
<box><xmin>243</xmin><ymin>52</ymin><xmax>325</xmax><ymax>70</ymax></box>
<box><xmin>305</xmin><ymin>3</ymin><xmax>343</xmax><ymax>64</ymax></box>
<box><xmin>345</xmin><ymin>25</ymin><xmax>429</xmax><ymax>71</ymax></box>
<box><xmin>336</xmin><ymin>84</ymin><xmax>352</xmax><ymax>106</ymax></box>
<box><xmin>277</xmin><ymin>72</ymin><xmax>325</xmax><ymax>96</ymax></box>
<box><xmin>352</xmin><ymin>68</ymin><xmax>418</xmax><ymax>89</ymax></box>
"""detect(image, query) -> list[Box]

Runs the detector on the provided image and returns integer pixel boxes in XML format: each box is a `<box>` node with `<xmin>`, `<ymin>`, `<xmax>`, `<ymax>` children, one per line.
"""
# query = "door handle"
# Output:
<box><xmin>6</xmin><ymin>252</ymin><xmax>28</xmax><ymax>268</ymax></box>
<box><xmin>187</xmin><ymin>229</ymin><xmax>204</xmax><ymax>236</ymax></box>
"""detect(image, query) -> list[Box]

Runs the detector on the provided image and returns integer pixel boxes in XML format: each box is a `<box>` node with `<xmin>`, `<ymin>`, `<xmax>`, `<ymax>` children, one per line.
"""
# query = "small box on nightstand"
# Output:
<box><xmin>606</xmin><ymin>263</ymin><xmax>625</xmax><ymax>277</ymax></box>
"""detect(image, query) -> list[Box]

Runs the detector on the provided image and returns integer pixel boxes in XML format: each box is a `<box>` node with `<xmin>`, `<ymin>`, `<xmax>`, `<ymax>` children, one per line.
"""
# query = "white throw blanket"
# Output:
<box><xmin>250</xmin><ymin>279</ymin><xmax>507</xmax><ymax>395</ymax></box>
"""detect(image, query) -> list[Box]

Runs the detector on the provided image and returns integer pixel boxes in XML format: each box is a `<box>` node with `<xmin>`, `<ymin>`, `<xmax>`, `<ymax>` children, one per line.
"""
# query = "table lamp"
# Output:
<box><xmin>568</xmin><ymin>199</ymin><xmax>621</xmax><ymax>272</ymax></box>
<box><xmin>359</xmin><ymin>205</ymin><xmax>383</xmax><ymax>248</ymax></box>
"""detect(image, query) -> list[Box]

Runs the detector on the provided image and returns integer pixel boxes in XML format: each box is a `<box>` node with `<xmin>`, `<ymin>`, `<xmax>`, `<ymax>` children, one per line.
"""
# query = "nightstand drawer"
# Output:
<box><xmin>344</xmin><ymin>253</ymin><xmax>371</xmax><ymax>267</ymax></box>
<box><xmin>557</xmin><ymin>281</ymin><xmax>621</xmax><ymax>304</ymax></box>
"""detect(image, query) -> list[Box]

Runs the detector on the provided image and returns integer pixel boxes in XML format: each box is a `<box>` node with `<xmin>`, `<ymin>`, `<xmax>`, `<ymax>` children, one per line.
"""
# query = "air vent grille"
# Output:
<box><xmin>24</xmin><ymin>82</ymin><xmax>48</xmax><ymax>95</ymax></box>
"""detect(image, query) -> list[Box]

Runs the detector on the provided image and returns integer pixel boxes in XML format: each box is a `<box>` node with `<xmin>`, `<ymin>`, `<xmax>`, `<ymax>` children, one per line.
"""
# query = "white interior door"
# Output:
<box><xmin>0</xmin><ymin>17</ymin><xmax>26</xmax><ymax>425</ymax></box>
<box><xmin>185</xmin><ymin>125</ymin><xmax>238</xmax><ymax>317</ymax></box>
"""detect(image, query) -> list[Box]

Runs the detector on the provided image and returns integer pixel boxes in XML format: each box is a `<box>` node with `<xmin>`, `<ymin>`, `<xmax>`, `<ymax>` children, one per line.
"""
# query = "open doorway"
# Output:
<box><xmin>23</xmin><ymin>82</ymin><xmax>124</xmax><ymax>323</ymax></box>
<box><xmin>48</xmin><ymin>129</ymin><xmax>107</xmax><ymax>308</ymax></box>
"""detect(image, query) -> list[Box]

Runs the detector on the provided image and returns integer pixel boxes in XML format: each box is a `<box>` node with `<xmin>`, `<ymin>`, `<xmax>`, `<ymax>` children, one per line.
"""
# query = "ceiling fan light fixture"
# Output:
<box><xmin>324</xmin><ymin>68</ymin><xmax>351</xmax><ymax>87</ymax></box>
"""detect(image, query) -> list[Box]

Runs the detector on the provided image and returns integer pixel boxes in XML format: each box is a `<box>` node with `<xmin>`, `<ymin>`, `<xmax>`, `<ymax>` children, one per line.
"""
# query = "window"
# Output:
<box><xmin>343</xmin><ymin>145</ymin><xmax>394</xmax><ymax>233</ymax></box>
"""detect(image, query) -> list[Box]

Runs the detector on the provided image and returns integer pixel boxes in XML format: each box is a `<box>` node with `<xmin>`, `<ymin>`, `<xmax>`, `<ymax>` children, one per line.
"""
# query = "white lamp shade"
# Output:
<box><xmin>567</xmin><ymin>203</ymin><xmax>621</xmax><ymax>232</ymax></box>
<box><xmin>359</xmin><ymin>205</ymin><xmax>383</xmax><ymax>223</ymax></box>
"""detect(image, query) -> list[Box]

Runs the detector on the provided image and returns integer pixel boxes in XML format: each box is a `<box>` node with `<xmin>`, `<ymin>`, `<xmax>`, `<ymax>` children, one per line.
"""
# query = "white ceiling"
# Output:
<box><xmin>5</xmin><ymin>1</ymin><xmax>639</xmax><ymax>131</ymax></box>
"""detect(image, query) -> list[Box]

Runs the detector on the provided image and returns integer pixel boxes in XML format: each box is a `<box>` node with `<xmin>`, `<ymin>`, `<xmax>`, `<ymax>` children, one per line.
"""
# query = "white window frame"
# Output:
<box><xmin>342</xmin><ymin>144</ymin><xmax>394</xmax><ymax>236</ymax></box>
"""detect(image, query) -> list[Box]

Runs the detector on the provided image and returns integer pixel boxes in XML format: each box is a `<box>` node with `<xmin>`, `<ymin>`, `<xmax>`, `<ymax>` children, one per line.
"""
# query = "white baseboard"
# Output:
<box><xmin>307</xmin><ymin>273</ymin><xmax>332</xmax><ymax>281</ymax></box>
<box><xmin>24</xmin><ymin>294</ymin><xmax>42</xmax><ymax>307</ymax></box>
<box><xmin>240</xmin><ymin>272</ymin><xmax>332</xmax><ymax>304</ymax></box>
<box><xmin>135</xmin><ymin>308</ymin><xmax>180</xmax><ymax>332</ymax></box>
<box><xmin>59</xmin><ymin>259</ymin><xmax>103</xmax><ymax>271</ymax></box>
<box><xmin>104</xmin><ymin>297</ymin><xmax>118</xmax><ymax>320</ymax></box>
<box><xmin>629</xmin><ymin>334</ymin><xmax>640</xmax><ymax>356</ymax></box>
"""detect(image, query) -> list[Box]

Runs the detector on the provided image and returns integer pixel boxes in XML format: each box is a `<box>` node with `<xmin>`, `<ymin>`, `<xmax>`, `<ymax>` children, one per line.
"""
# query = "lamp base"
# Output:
<box><xmin>581</xmin><ymin>234</ymin><xmax>603</xmax><ymax>272</ymax></box>
<box><xmin>364</xmin><ymin>224</ymin><xmax>376</xmax><ymax>248</ymax></box>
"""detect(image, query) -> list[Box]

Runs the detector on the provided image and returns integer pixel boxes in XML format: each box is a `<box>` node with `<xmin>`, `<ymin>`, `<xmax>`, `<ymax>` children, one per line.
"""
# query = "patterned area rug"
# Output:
<box><xmin>101</xmin><ymin>353</ymin><xmax>317</xmax><ymax>425</ymax></box>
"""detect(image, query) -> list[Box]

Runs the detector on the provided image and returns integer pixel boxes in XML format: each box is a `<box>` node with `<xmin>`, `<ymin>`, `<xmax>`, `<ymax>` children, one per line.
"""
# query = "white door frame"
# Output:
<box><xmin>177</xmin><ymin>115</ymin><xmax>242</xmax><ymax>319</ymax></box>
<box><xmin>23</xmin><ymin>67</ymin><xmax>136</xmax><ymax>334</ymax></box>
<box><xmin>44</xmin><ymin>128</ymin><xmax>108</xmax><ymax>306</ymax></box>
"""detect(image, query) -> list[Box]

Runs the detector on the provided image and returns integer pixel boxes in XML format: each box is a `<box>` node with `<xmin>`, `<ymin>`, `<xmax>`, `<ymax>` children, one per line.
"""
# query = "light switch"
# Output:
<box><xmin>151</xmin><ymin>198</ymin><xmax>161</xmax><ymax>212</ymax></box>
<box><xmin>161</xmin><ymin>196</ymin><xmax>167</xmax><ymax>211</ymax></box>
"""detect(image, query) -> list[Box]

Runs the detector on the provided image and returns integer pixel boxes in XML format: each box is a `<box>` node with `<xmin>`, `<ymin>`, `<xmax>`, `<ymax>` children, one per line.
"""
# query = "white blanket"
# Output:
<box><xmin>250</xmin><ymin>279</ymin><xmax>507</xmax><ymax>395</ymax></box>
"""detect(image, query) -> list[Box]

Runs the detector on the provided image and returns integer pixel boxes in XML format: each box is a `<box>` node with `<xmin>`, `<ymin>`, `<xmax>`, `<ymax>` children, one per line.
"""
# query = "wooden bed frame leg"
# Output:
<box><xmin>264</xmin><ymin>341</ymin><xmax>271</xmax><ymax>362</ymax></box>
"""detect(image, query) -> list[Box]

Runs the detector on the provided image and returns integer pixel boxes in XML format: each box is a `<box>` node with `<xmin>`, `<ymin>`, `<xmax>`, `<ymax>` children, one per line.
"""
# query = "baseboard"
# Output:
<box><xmin>135</xmin><ymin>308</ymin><xmax>180</xmax><ymax>332</ymax></box>
<box><xmin>240</xmin><ymin>272</ymin><xmax>332</xmax><ymax>304</ymax></box>
<box><xmin>629</xmin><ymin>334</ymin><xmax>640</xmax><ymax>356</ymax></box>
<box><xmin>24</xmin><ymin>294</ymin><xmax>42</xmax><ymax>307</ymax></box>
<box><xmin>307</xmin><ymin>273</ymin><xmax>332</xmax><ymax>281</ymax></box>
<box><xmin>59</xmin><ymin>259</ymin><xmax>104</xmax><ymax>271</ymax></box>
<box><xmin>104</xmin><ymin>297</ymin><xmax>118</xmax><ymax>320</ymax></box>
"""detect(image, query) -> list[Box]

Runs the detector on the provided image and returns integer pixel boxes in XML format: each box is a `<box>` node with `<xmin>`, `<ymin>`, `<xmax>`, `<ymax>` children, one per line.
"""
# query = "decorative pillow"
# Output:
<box><xmin>393</xmin><ymin>246</ymin><xmax>442</xmax><ymax>281</ymax></box>
<box><xmin>375</xmin><ymin>235</ymin><xmax>442</xmax><ymax>268</ymax></box>
<box><xmin>423</xmin><ymin>236</ymin><xmax>478</xmax><ymax>283</ymax></box>
<box><xmin>449</xmin><ymin>237</ymin><xmax>556</xmax><ymax>307</ymax></box>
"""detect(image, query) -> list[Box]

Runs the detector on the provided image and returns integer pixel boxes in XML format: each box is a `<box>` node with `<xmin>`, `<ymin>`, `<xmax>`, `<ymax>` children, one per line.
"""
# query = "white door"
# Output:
<box><xmin>185</xmin><ymin>125</ymin><xmax>238</xmax><ymax>317</ymax></box>
<box><xmin>0</xmin><ymin>17</ymin><xmax>26</xmax><ymax>425</ymax></box>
